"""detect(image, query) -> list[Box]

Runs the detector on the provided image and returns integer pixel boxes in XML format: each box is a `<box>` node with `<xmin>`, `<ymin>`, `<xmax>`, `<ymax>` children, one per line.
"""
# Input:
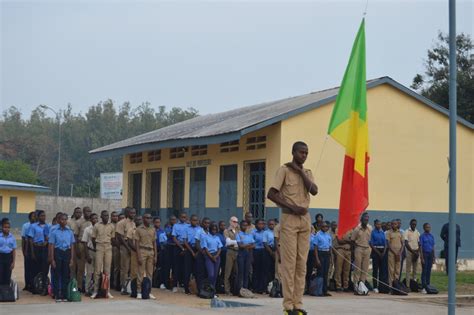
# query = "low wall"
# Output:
<box><xmin>36</xmin><ymin>195</ymin><xmax>123</xmax><ymax>218</ymax></box>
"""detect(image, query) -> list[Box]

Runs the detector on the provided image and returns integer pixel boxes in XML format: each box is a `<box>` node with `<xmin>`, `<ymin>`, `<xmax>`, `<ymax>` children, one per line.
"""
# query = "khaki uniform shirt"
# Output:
<box><xmin>78</xmin><ymin>219</ymin><xmax>91</xmax><ymax>241</ymax></box>
<box><xmin>116</xmin><ymin>218</ymin><xmax>136</xmax><ymax>240</ymax></box>
<box><xmin>134</xmin><ymin>225</ymin><xmax>156</xmax><ymax>249</ymax></box>
<box><xmin>92</xmin><ymin>222</ymin><xmax>115</xmax><ymax>244</ymax></box>
<box><xmin>403</xmin><ymin>229</ymin><xmax>420</xmax><ymax>250</ymax></box>
<box><xmin>274</xmin><ymin>224</ymin><xmax>280</xmax><ymax>239</ymax></box>
<box><xmin>335</xmin><ymin>230</ymin><xmax>352</xmax><ymax>250</ymax></box>
<box><xmin>351</xmin><ymin>225</ymin><xmax>372</xmax><ymax>248</ymax></box>
<box><xmin>386</xmin><ymin>230</ymin><xmax>404</xmax><ymax>252</ymax></box>
<box><xmin>330</xmin><ymin>229</ymin><xmax>338</xmax><ymax>248</ymax></box>
<box><xmin>72</xmin><ymin>217</ymin><xmax>85</xmax><ymax>236</ymax></box>
<box><xmin>271</xmin><ymin>165</ymin><xmax>314</xmax><ymax>210</ymax></box>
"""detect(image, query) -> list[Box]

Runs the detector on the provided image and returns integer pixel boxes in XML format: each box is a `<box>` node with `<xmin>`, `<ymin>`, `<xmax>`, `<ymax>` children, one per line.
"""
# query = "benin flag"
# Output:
<box><xmin>328</xmin><ymin>19</ymin><xmax>369</xmax><ymax>238</ymax></box>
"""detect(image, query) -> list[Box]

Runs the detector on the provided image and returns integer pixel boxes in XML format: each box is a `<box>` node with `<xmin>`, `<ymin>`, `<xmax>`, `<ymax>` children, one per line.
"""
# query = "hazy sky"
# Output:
<box><xmin>1</xmin><ymin>0</ymin><xmax>473</xmax><ymax>116</ymax></box>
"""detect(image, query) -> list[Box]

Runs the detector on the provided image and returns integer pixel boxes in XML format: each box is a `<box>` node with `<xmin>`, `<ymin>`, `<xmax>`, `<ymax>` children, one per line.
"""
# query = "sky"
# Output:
<box><xmin>1</xmin><ymin>0</ymin><xmax>473</xmax><ymax>116</ymax></box>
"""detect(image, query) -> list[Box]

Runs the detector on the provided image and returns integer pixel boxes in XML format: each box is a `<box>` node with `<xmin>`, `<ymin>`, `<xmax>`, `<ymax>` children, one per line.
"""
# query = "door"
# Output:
<box><xmin>171</xmin><ymin>169</ymin><xmax>185</xmax><ymax>217</ymax></box>
<box><xmin>189</xmin><ymin>167</ymin><xmax>206</xmax><ymax>218</ymax></box>
<box><xmin>219</xmin><ymin>165</ymin><xmax>237</xmax><ymax>219</ymax></box>
<box><xmin>150</xmin><ymin>171</ymin><xmax>161</xmax><ymax>216</ymax></box>
<box><xmin>9</xmin><ymin>196</ymin><xmax>17</xmax><ymax>214</ymax></box>
<box><xmin>131</xmin><ymin>173</ymin><xmax>142</xmax><ymax>213</ymax></box>
<box><xmin>249</xmin><ymin>162</ymin><xmax>265</xmax><ymax>219</ymax></box>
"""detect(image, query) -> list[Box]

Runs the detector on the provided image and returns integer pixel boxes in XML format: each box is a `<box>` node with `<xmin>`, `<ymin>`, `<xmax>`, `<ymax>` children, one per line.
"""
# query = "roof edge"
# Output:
<box><xmin>0</xmin><ymin>185</ymin><xmax>51</xmax><ymax>193</ymax></box>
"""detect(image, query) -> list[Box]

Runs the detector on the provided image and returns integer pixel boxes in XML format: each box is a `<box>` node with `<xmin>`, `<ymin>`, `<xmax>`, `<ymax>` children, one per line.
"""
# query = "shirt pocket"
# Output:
<box><xmin>284</xmin><ymin>172</ymin><xmax>300</xmax><ymax>195</ymax></box>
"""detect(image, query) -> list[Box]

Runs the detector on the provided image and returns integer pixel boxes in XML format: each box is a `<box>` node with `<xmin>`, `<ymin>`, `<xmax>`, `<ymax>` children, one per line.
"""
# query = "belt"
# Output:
<box><xmin>139</xmin><ymin>246</ymin><xmax>154</xmax><ymax>251</ymax></box>
<box><xmin>56</xmin><ymin>248</ymin><xmax>71</xmax><ymax>252</ymax></box>
<box><xmin>318</xmin><ymin>249</ymin><xmax>330</xmax><ymax>252</ymax></box>
<box><xmin>34</xmin><ymin>243</ymin><xmax>48</xmax><ymax>247</ymax></box>
<box><xmin>227</xmin><ymin>247</ymin><xmax>238</xmax><ymax>251</ymax></box>
<box><xmin>281</xmin><ymin>208</ymin><xmax>293</xmax><ymax>215</ymax></box>
<box><xmin>335</xmin><ymin>247</ymin><xmax>351</xmax><ymax>251</ymax></box>
<box><xmin>87</xmin><ymin>247</ymin><xmax>96</xmax><ymax>252</ymax></box>
<box><xmin>374</xmin><ymin>246</ymin><xmax>385</xmax><ymax>249</ymax></box>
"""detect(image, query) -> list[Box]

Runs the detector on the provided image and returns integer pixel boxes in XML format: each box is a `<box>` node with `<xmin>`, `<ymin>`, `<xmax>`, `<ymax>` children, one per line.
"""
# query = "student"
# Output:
<box><xmin>82</xmin><ymin>213</ymin><xmax>98</xmax><ymax>295</ymax></box>
<box><xmin>244</xmin><ymin>212</ymin><xmax>256</xmax><ymax>233</ymax></box>
<box><xmin>223</xmin><ymin>216</ymin><xmax>239</xmax><ymax>295</ymax></box>
<box><xmin>129</xmin><ymin>215</ymin><xmax>142</xmax><ymax>288</ymax></box>
<box><xmin>91</xmin><ymin>210</ymin><xmax>115</xmax><ymax>299</ymax></box>
<box><xmin>118</xmin><ymin>214</ymin><xmax>125</xmax><ymax>222</ymax></box>
<box><xmin>351</xmin><ymin>212</ymin><xmax>372</xmax><ymax>289</ymax></box>
<box><xmin>370</xmin><ymin>219</ymin><xmax>386</xmax><ymax>293</ymax></box>
<box><xmin>334</xmin><ymin>230</ymin><xmax>352</xmax><ymax>292</ymax></box>
<box><xmin>153</xmin><ymin>217</ymin><xmax>166</xmax><ymax>289</ymax></box>
<box><xmin>195</xmin><ymin>217</ymin><xmax>211</xmax><ymax>291</ymax></box>
<box><xmin>134</xmin><ymin>213</ymin><xmax>157</xmax><ymax>300</ymax></box>
<box><xmin>404</xmin><ymin>219</ymin><xmax>420</xmax><ymax>284</ymax></box>
<box><xmin>313</xmin><ymin>213</ymin><xmax>324</xmax><ymax>232</ymax></box>
<box><xmin>183</xmin><ymin>215</ymin><xmax>202</xmax><ymax>294</ymax></box>
<box><xmin>22</xmin><ymin>211</ymin><xmax>36</xmax><ymax>291</ymax></box>
<box><xmin>263</xmin><ymin>219</ymin><xmax>276</xmax><ymax>285</ymax></box>
<box><xmin>328</xmin><ymin>221</ymin><xmax>338</xmax><ymax>282</ymax></box>
<box><xmin>162</xmin><ymin>215</ymin><xmax>177</xmax><ymax>290</ymax></box>
<box><xmin>217</xmin><ymin>221</ymin><xmax>227</xmax><ymax>284</ymax></box>
<box><xmin>202</xmin><ymin>222</ymin><xmax>223</xmax><ymax>289</ymax></box>
<box><xmin>236</xmin><ymin>220</ymin><xmax>255</xmax><ymax>290</ymax></box>
<box><xmin>314</xmin><ymin>221</ymin><xmax>332</xmax><ymax>296</ymax></box>
<box><xmin>27</xmin><ymin>210</ymin><xmax>50</xmax><ymax>279</ymax></box>
<box><xmin>252</xmin><ymin>219</ymin><xmax>266</xmax><ymax>294</ymax></box>
<box><xmin>273</xmin><ymin>223</ymin><xmax>281</xmax><ymax>282</ymax></box>
<box><xmin>48</xmin><ymin>213</ymin><xmax>75</xmax><ymax>302</ymax></box>
<box><xmin>110</xmin><ymin>211</ymin><xmax>120</xmax><ymax>291</ymax></box>
<box><xmin>115</xmin><ymin>207</ymin><xmax>136</xmax><ymax>294</ymax></box>
<box><xmin>49</xmin><ymin>212</ymin><xmax>64</xmax><ymax>233</ymax></box>
<box><xmin>77</xmin><ymin>206</ymin><xmax>92</xmax><ymax>292</ymax></box>
<box><xmin>420</xmin><ymin>223</ymin><xmax>435</xmax><ymax>293</ymax></box>
<box><xmin>171</xmin><ymin>212</ymin><xmax>190</xmax><ymax>292</ymax></box>
<box><xmin>68</xmin><ymin>207</ymin><xmax>82</xmax><ymax>288</ymax></box>
<box><xmin>0</xmin><ymin>220</ymin><xmax>17</xmax><ymax>286</ymax></box>
<box><xmin>305</xmin><ymin>226</ymin><xmax>316</xmax><ymax>293</ymax></box>
<box><xmin>386</xmin><ymin>219</ymin><xmax>404</xmax><ymax>286</ymax></box>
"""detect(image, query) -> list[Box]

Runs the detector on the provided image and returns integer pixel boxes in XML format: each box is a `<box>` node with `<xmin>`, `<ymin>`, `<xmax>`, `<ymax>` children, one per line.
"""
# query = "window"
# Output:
<box><xmin>128</xmin><ymin>172</ymin><xmax>142</xmax><ymax>211</ymax></box>
<box><xmin>146</xmin><ymin>170</ymin><xmax>161</xmax><ymax>216</ymax></box>
<box><xmin>220</xmin><ymin>140</ymin><xmax>239</xmax><ymax>153</ymax></box>
<box><xmin>246</xmin><ymin>136</ymin><xmax>266</xmax><ymax>150</ymax></box>
<box><xmin>243</xmin><ymin>161</ymin><xmax>266</xmax><ymax>219</ymax></box>
<box><xmin>9</xmin><ymin>197</ymin><xmax>17</xmax><ymax>214</ymax></box>
<box><xmin>148</xmin><ymin>150</ymin><xmax>161</xmax><ymax>162</ymax></box>
<box><xmin>130</xmin><ymin>152</ymin><xmax>143</xmax><ymax>164</ymax></box>
<box><xmin>191</xmin><ymin>145</ymin><xmax>208</xmax><ymax>156</ymax></box>
<box><xmin>170</xmin><ymin>147</ymin><xmax>188</xmax><ymax>159</ymax></box>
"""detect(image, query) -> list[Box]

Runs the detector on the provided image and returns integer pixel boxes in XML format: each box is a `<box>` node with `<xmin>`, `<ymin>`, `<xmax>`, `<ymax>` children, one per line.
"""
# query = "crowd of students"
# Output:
<box><xmin>0</xmin><ymin>207</ymin><xmax>438</xmax><ymax>302</ymax></box>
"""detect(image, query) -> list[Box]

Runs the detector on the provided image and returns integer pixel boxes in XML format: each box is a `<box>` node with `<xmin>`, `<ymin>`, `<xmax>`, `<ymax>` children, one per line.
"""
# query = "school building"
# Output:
<box><xmin>90</xmin><ymin>77</ymin><xmax>474</xmax><ymax>258</ymax></box>
<box><xmin>0</xmin><ymin>180</ymin><xmax>51</xmax><ymax>226</ymax></box>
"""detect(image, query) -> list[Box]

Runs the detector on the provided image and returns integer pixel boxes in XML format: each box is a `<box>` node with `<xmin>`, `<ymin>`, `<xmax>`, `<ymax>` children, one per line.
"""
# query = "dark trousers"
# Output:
<box><xmin>24</xmin><ymin>253</ymin><xmax>34</xmax><ymax>290</ymax></box>
<box><xmin>265</xmin><ymin>249</ymin><xmax>275</xmax><ymax>284</ymax></box>
<box><xmin>306</xmin><ymin>250</ymin><xmax>315</xmax><ymax>291</ymax></box>
<box><xmin>444</xmin><ymin>245</ymin><xmax>459</xmax><ymax>275</ymax></box>
<box><xmin>219</xmin><ymin>249</ymin><xmax>227</xmax><ymax>279</ymax></box>
<box><xmin>195</xmin><ymin>252</ymin><xmax>206</xmax><ymax>290</ymax></box>
<box><xmin>316</xmin><ymin>251</ymin><xmax>330</xmax><ymax>294</ymax></box>
<box><xmin>53</xmin><ymin>249</ymin><xmax>71</xmax><ymax>299</ymax></box>
<box><xmin>237</xmin><ymin>249</ymin><xmax>251</xmax><ymax>289</ymax></box>
<box><xmin>162</xmin><ymin>245</ymin><xmax>174</xmax><ymax>288</ymax></box>
<box><xmin>172</xmin><ymin>246</ymin><xmax>185</xmax><ymax>287</ymax></box>
<box><xmin>371</xmin><ymin>249</ymin><xmax>385</xmax><ymax>289</ymax></box>
<box><xmin>252</xmin><ymin>249</ymin><xmax>266</xmax><ymax>292</ymax></box>
<box><xmin>33</xmin><ymin>245</ymin><xmax>49</xmax><ymax>278</ymax></box>
<box><xmin>184</xmin><ymin>249</ymin><xmax>196</xmax><ymax>292</ymax></box>
<box><xmin>421</xmin><ymin>252</ymin><xmax>433</xmax><ymax>288</ymax></box>
<box><xmin>205</xmin><ymin>255</ymin><xmax>220</xmax><ymax>288</ymax></box>
<box><xmin>0</xmin><ymin>253</ymin><xmax>13</xmax><ymax>285</ymax></box>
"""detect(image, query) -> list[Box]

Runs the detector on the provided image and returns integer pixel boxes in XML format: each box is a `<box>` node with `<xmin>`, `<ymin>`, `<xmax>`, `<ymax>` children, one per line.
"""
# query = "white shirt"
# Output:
<box><xmin>82</xmin><ymin>225</ymin><xmax>94</xmax><ymax>249</ymax></box>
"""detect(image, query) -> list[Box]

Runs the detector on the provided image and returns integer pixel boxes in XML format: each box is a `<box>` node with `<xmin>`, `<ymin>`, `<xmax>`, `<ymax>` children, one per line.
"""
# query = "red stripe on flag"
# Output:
<box><xmin>337</xmin><ymin>153</ymin><xmax>369</xmax><ymax>238</ymax></box>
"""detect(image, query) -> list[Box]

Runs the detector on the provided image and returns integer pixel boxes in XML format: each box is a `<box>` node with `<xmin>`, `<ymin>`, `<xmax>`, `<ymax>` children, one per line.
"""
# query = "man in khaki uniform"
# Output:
<box><xmin>134</xmin><ymin>214</ymin><xmax>156</xmax><ymax>299</ymax></box>
<box><xmin>334</xmin><ymin>229</ymin><xmax>352</xmax><ymax>291</ymax></box>
<box><xmin>351</xmin><ymin>212</ymin><xmax>372</xmax><ymax>286</ymax></box>
<box><xmin>68</xmin><ymin>207</ymin><xmax>82</xmax><ymax>277</ymax></box>
<box><xmin>329</xmin><ymin>221</ymin><xmax>338</xmax><ymax>281</ymax></box>
<box><xmin>77</xmin><ymin>206</ymin><xmax>92</xmax><ymax>292</ymax></box>
<box><xmin>115</xmin><ymin>207</ymin><xmax>136</xmax><ymax>294</ymax></box>
<box><xmin>91</xmin><ymin>210</ymin><xmax>115</xmax><ymax>299</ymax></box>
<box><xmin>244</xmin><ymin>212</ymin><xmax>256</xmax><ymax>232</ymax></box>
<box><xmin>129</xmin><ymin>215</ymin><xmax>143</xmax><ymax>288</ymax></box>
<box><xmin>404</xmin><ymin>219</ymin><xmax>420</xmax><ymax>283</ymax></box>
<box><xmin>82</xmin><ymin>212</ymin><xmax>97</xmax><ymax>294</ymax></box>
<box><xmin>223</xmin><ymin>216</ymin><xmax>239</xmax><ymax>294</ymax></box>
<box><xmin>387</xmin><ymin>219</ymin><xmax>404</xmax><ymax>285</ymax></box>
<box><xmin>267</xmin><ymin>141</ymin><xmax>318</xmax><ymax>315</ymax></box>
<box><xmin>273</xmin><ymin>223</ymin><xmax>281</xmax><ymax>281</ymax></box>
<box><xmin>110</xmin><ymin>211</ymin><xmax>120</xmax><ymax>290</ymax></box>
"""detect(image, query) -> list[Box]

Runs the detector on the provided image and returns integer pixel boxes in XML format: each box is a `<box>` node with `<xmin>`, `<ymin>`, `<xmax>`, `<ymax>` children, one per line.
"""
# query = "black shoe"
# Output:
<box><xmin>336</xmin><ymin>288</ymin><xmax>343</xmax><ymax>292</ymax></box>
<box><xmin>324</xmin><ymin>293</ymin><xmax>332</xmax><ymax>297</ymax></box>
<box><xmin>294</xmin><ymin>309</ymin><xmax>308</xmax><ymax>315</ymax></box>
<box><xmin>343</xmin><ymin>288</ymin><xmax>351</xmax><ymax>292</ymax></box>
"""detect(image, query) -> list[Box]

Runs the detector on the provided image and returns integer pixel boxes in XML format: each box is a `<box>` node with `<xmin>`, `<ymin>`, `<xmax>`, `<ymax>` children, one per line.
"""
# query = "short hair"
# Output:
<box><xmin>101</xmin><ymin>210</ymin><xmax>108</xmax><ymax>216</ymax></box>
<box><xmin>410</xmin><ymin>219</ymin><xmax>417</xmax><ymax>224</ymax></box>
<box><xmin>292</xmin><ymin>141</ymin><xmax>308</xmax><ymax>153</ymax></box>
<box><xmin>423</xmin><ymin>223</ymin><xmax>430</xmax><ymax>228</ymax></box>
<box><xmin>202</xmin><ymin>217</ymin><xmax>210</xmax><ymax>223</ymax></box>
<box><xmin>90</xmin><ymin>213</ymin><xmax>98</xmax><ymax>219</ymax></box>
<box><xmin>36</xmin><ymin>210</ymin><xmax>45</xmax><ymax>216</ymax></box>
<box><xmin>153</xmin><ymin>217</ymin><xmax>161</xmax><ymax>222</ymax></box>
<box><xmin>325</xmin><ymin>220</ymin><xmax>331</xmax><ymax>225</ymax></box>
<box><xmin>190</xmin><ymin>214</ymin><xmax>198</xmax><ymax>220</ymax></box>
<box><xmin>59</xmin><ymin>213</ymin><xmax>68</xmax><ymax>220</ymax></box>
<box><xmin>315</xmin><ymin>213</ymin><xmax>324</xmax><ymax>220</ymax></box>
<box><xmin>374</xmin><ymin>219</ymin><xmax>380</xmax><ymax>224</ymax></box>
<box><xmin>255</xmin><ymin>218</ymin><xmax>265</xmax><ymax>225</ymax></box>
<box><xmin>179</xmin><ymin>212</ymin><xmax>187</xmax><ymax>217</ymax></box>
<box><xmin>1</xmin><ymin>219</ymin><xmax>10</xmax><ymax>227</ymax></box>
<box><xmin>28</xmin><ymin>211</ymin><xmax>36</xmax><ymax>220</ymax></box>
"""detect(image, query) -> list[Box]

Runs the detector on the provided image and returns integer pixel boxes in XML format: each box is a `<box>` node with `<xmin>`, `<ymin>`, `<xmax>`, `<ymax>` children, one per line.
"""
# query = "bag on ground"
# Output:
<box><xmin>33</xmin><ymin>273</ymin><xmax>49</xmax><ymax>296</ymax></box>
<box><xmin>239</xmin><ymin>288</ymin><xmax>255</xmax><ymax>298</ymax></box>
<box><xmin>198</xmin><ymin>280</ymin><xmax>215</xmax><ymax>299</ymax></box>
<box><xmin>391</xmin><ymin>279</ymin><xmax>408</xmax><ymax>296</ymax></box>
<box><xmin>269</xmin><ymin>279</ymin><xmax>282</xmax><ymax>298</ymax></box>
<box><xmin>308</xmin><ymin>275</ymin><xmax>323</xmax><ymax>296</ymax></box>
<box><xmin>355</xmin><ymin>281</ymin><xmax>369</xmax><ymax>296</ymax></box>
<box><xmin>130</xmin><ymin>278</ymin><xmax>138</xmax><ymax>298</ymax></box>
<box><xmin>409</xmin><ymin>279</ymin><xmax>420</xmax><ymax>292</ymax></box>
<box><xmin>66</xmin><ymin>278</ymin><xmax>82</xmax><ymax>302</ymax></box>
<box><xmin>0</xmin><ymin>284</ymin><xmax>15</xmax><ymax>302</ymax></box>
<box><xmin>152</xmin><ymin>268</ymin><xmax>161</xmax><ymax>288</ymax></box>
<box><xmin>328</xmin><ymin>278</ymin><xmax>337</xmax><ymax>291</ymax></box>
<box><xmin>425</xmin><ymin>284</ymin><xmax>439</xmax><ymax>295</ymax></box>
<box><xmin>141</xmin><ymin>277</ymin><xmax>151</xmax><ymax>299</ymax></box>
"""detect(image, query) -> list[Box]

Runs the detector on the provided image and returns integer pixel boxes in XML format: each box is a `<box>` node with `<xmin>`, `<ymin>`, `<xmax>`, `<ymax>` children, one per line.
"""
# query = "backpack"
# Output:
<box><xmin>364</xmin><ymin>280</ymin><xmax>373</xmax><ymax>291</ymax></box>
<box><xmin>269</xmin><ymin>279</ymin><xmax>282</xmax><ymax>298</ymax></box>
<box><xmin>130</xmin><ymin>278</ymin><xmax>138</xmax><ymax>298</ymax></box>
<box><xmin>33</xmin><ymin>273</ymin><xmax>49</xmax><ymax>296</ymax></box>
<box><xmin>0</xmin><ymin>284</ymin><xmax>15</xmax><ymax>302</ymax></box>
<box><xmin>152</xmin><ymin>267</ymin><xmax>162</xmax><ymax>288</ymax></box>
<box><xmin>355</xmin><ymin>281</ymin><xmax>369</xmax><ymax>296</ymax></box>
<box><xmin>198</xmin><ymin>280</ymin><xmax>215</xmax><ymax>299</ymax></box>
<box><xmin>391</xmin><ymin>280</ymin><xmax>408</xmax><ymax>296</ymax></box>
<box><xmin>141</xmin><ymin>277</ymin><xmax>151</xmax><ymax>299</ymax></box>
<box><xmin>425</xmin><ymin>285</ymin><xmax>439</xmax><ymax>295</ymax></box>
<box><xmin>66</xmin><ymin>278</ymin><xmax>82</xmax><ymax>302</ymax></box>
<box><xmin>328</xmin><ymin>278</ymin><xmax>337</xmax><ymax>291</ymax></box>
<box><xmin>308</xmin><ymin>275</ymin><xmax>323</xmax><ymax>296</ymax></box>
<box><xmin>409</xmin><ymin>279</ymin><xmax>420</xmax><ymax>292</ymax></box>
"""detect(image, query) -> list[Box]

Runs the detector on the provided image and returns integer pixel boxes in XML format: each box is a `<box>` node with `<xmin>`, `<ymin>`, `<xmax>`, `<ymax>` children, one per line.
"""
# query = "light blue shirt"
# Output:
<box><xmin>21</xmin><ymin>222</ymin><xmax>31</xmax><ymax>238</ymax></box>
<box><xmin>236</xmin><ymin>231</ymin><xmax>255</xmax><ymax>246</ymax></box>
<box><xmin>185</xmin><ymin>225</ymin><xmax>202</xmax><ymax>246</ymax></box>
<box><xmin>195</xmin><ymin>228</ymin><xmax>208</xmax><ymax>243</ymax></box>
<box><xmin>27</xmin><ymin>222</ymin><xmax>49</xmax><ymax>244</ymax></box>
<box><xmin>172</xmin><ymin>222</ymin><xmax>191</xmax><ymax>244</ymax></box>
<box><xmin>49</xmin><ymin>227</ymin><xmax>75</xmax><ymax>250</ymax></box>
<box><xmin>50</xmin><ymin>224</ymin><xmax>60</xmax><ymax>233</ymax></box>
<box><xmin>253</xmin><ymin>229</ymin><xmax>265</xmax><ymax>250</ymax></box>
<box><xmin>309</xmin><ymin>233</ymin><xmax>317</xmax><ymax>251</ymax></box>
<box><xmin>0</xmin><ymin>233</ymin><xmax>17</xmax><ymax>254</ymax></box>
<box><xmin>201</xmin><ymin>234</ymin><xmax>223</xmax><ymax>254</ymax></box>
<box><xmin>314</xmin><ymin>231</ymin><xmax>332</xmax><ymax>251</ymax></box>
<box><xmin>263</xmin><ymin>229</ymin><xmax>275</xmax><ymax>248</ymax></box>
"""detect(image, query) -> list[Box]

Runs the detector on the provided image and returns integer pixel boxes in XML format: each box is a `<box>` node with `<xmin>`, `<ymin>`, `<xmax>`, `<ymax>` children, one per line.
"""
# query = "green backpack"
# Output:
<box><xmin>67</xmin><ymin>278</ymin><xmax>82</xmax><ymax>302</ymax></box>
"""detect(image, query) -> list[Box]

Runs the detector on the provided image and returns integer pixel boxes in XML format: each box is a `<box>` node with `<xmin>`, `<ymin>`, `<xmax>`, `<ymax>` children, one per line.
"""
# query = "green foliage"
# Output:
<box><xmin>430</xmin><ymin>271</ymin><xmax>474</xmax><ymax>294</ymax></box>
<box><xmin>0</xmin><ymin>101</ymin><xmax>198</xmax><ymax>197</ymax></box>
<box><xmin>0</xmin><ymin>160</ymin><xmax>39</xmax><ymax>184</ymax></box>
<box><xmin>412</xmin><ymin>32</ymin><xmax>473</xmax><ymax>123</ymax></box>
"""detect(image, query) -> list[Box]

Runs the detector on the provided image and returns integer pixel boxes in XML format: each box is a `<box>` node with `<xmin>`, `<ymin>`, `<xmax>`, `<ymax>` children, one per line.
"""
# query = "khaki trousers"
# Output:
<box><xmin>329</xmin><ymin>250</ymin><xmax>336</xmax><ymax>280</ymax></box>
<box><xmin>405</xmin><ymin>250</ymin><xmax>419</xmax><ymax>282</ymax></box>
<box><xmin>119</xmin><ymin>245</ymin><xmax>131</xmax><ymax>288</ymax></box>
<box><xmin>76</xmin><ymin>243</ymin><xmax>86</xmax><ymax>290</ymax></box>
<box><xmin>353</xmin><ymin>246</ymin><xmax>371</xmax><ymax>284</ymax></box>
<box><xmin>112</xmin><ymin>246</ymin><xmax>120</xmax><ymax>288</ymax></box>
<box><xmin>137</xmin><ymin>249</ymin><xmax>154</xmax><ymax>292</ymax></box>
<box><xmin>130</xmin><ymin>250</ymin><xmax>138</xmax><ymax>280</ymax></box>
<box><xmin>94</xmin><ymin>243</ymin><xmax>112</xmax><ymax>293</ymax></box>
<box><xmin>85</xmin><ymin>250</ymin><xmax>96</xmax><ymax>292</ymax></box>
<box><xmin>388</xmin><ymin>251</ymin><xmax>401</xmax><ymax>284</ymax></box>
<box><xmin>224</xmin><ymin>249</ymin><xmax>238</xmax><ymax>293</ymax></box>
<box><xmin>280</xmin><ymin>212</ymin><xmax>311</xmax><ymax>311</ymax></box>
<box><xmin>334</xmin><ymin>248</ymin><xmax>351</xmax><ymax>289</ymax></box>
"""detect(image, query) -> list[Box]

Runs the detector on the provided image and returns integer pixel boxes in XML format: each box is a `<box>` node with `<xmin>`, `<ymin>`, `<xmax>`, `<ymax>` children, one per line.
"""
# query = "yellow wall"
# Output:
<box><xmin>279</xmin><ymin>84</ymin><xmax>473</xmax><ymax>213</ymax></box>
<box><xmin>0</xmin><ymin>189</ymin><xmax>37</xmax><ymax>214</ymax></box>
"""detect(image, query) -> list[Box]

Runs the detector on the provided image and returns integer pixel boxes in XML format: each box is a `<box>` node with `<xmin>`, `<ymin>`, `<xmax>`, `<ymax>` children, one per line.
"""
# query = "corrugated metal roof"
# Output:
<box><xmin>0</xmin><ymin>180</ymin><xmax>51</xmax><ymax>193</ymax></box>
<box><xmin>90</xmin><ymin>76</ymin><xmax>473</xmax><ymax>158</ymax></box>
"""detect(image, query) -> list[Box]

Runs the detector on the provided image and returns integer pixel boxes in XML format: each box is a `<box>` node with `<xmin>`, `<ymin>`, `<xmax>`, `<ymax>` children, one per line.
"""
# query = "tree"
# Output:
<box><xmin>0</xmin><ymin>160</ymin><xmax>39</xmax><ymax>184</ymax></box>
<box><xmin>412</xmin><ymin>32</ymin><xmax>473</xmax><ymax>123</ymax></box>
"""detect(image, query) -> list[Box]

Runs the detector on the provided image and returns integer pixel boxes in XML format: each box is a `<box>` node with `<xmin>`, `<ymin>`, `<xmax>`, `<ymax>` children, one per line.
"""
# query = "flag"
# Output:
<box><xmin>328</xmin><ymin>19</ymin><xmax>369</xmax><ymax>238</ymax></box>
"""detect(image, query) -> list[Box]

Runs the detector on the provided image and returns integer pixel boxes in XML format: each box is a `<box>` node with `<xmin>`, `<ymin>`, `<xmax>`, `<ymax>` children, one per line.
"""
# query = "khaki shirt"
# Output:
<box><xmin>387</xmin><ymin>230</ymin><xmax>404</xmax><ymax>252</ymax></box>
<box><xmin>403</xmin><ymin>229</ymin><xmax>420</xmax><ymax>250</ymax></box>
<box><xmin>351</xmin><ymin>225</ymin><xmax>372</xmax><ymax>248</ymax></box>
<box><xmin>134</xmin><ymin>225</ymin><xmax>156</xmax><ymax>248</ymax></box>
<box><xmin>116</xmin><ymin>218</ymin><xmax>136</xmax><ymax>240</ymax></box>
<box><xmin>82</xmin><ymin>225</ymin><xmax>94</xmax><ymax>249</ymax></box>
<box><xmin>329</xmin><ymin>229</ymin><xmax>338</xmax><ymax>248</ymax></box>
<box><xmin>72</xmin><ymin>217</ymin><xmax>85</xmax><ymax>236</ymax></box>
<box><xmin>274</xmin><ymin>224</ymin><xmax>280</xmax><ymax>239</ymax></box>
<box><xmin>335</xmin><ymin>230</ymin><xmax>352</xmax><ymax>250</ymax></box>
<box><xmin>92</xmin><ymin>222</ymin><xmax>115</xmax><ymax>244</ymax></box>
<box><xmin>271</xmin><ymin>165</ymin><xmax>314</xmax><ymax>210</ymax></box>
<box><xmin>78</xmin><ymin>219</ymin><xmax>91</xmax><ymax>240</ymax></box>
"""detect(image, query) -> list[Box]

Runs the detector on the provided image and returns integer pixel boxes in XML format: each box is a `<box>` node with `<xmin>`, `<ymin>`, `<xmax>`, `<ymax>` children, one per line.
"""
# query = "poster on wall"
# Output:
<box><xmin>100</xmin><ymin>172</ymin><xmax>123</xmax><ymax>200</ymax></box>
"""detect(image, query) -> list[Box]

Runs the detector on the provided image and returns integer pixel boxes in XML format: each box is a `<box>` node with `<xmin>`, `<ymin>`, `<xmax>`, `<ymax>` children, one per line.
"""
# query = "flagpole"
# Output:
<box><xmin>448</xmin><ymin>0</ymin><xmax>457</xmax><ymax>314</ymax></box>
